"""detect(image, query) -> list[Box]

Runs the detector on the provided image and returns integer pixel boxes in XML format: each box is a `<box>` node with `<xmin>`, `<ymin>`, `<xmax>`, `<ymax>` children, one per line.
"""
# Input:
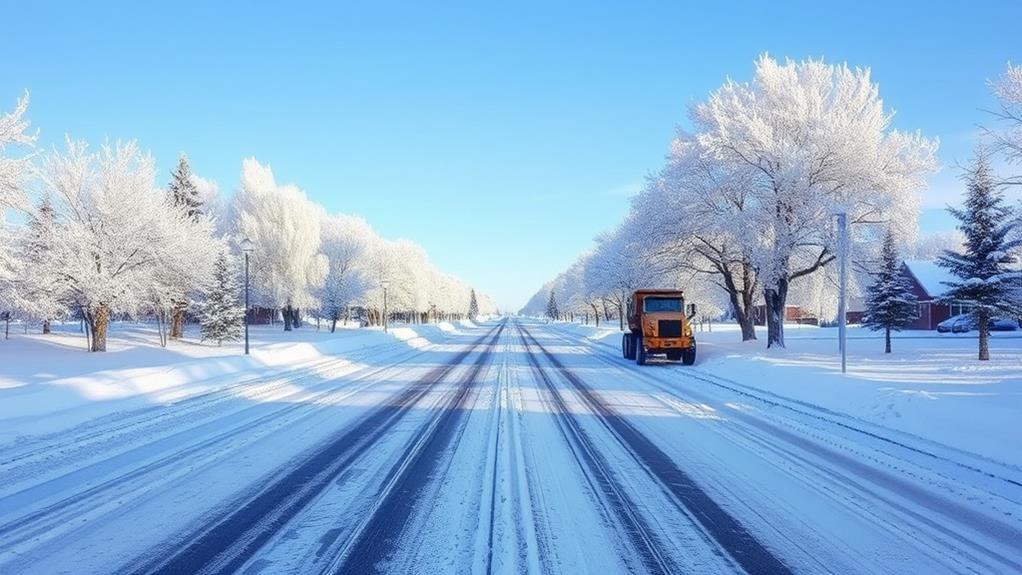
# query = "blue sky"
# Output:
<box><xmin>4</xmin><ymin>1</ymin><xmax>1021</xmax><ymax>310</ymax></box>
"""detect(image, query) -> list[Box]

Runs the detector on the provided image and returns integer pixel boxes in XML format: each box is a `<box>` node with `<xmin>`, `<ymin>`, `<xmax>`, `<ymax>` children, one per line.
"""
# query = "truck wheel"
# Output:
<box><xmin>635</xmin><ymin>337</ymin><xmax>647</xmax><ymax>366</ymax></box>
<box><xmin>622</xmin><ymin>333</ymin><xmax>630</xmax><ymax>359</ymax></box>
<box><xmin>682</xmin><ymin>345</ymin><xmax>696</xmax><ymax>366</ymax></box>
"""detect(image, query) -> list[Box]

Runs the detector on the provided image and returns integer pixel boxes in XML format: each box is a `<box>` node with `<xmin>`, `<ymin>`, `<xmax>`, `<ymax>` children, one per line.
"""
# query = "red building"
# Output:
<box><xmin>900</xmin><ymin>260</ymin><xmax>964</xmax><ymax>330</ymax></box>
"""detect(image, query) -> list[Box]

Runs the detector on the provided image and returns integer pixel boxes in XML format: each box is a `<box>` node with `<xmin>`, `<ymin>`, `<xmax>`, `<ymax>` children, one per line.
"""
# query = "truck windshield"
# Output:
<box><xmin>643</xmin><ymin>297</ymin><xmax>684</xmax><ymax>313</ymax></box>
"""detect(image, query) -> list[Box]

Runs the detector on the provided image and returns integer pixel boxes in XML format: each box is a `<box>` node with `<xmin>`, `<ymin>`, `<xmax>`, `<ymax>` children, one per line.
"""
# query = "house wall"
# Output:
<box><xmin>900</xmin><ymin>265</ymin><xmax>953</xmax><ymax>330</ymax></box>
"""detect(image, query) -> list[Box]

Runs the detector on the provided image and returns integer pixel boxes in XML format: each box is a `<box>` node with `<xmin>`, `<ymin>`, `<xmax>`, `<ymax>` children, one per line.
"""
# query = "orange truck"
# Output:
<box><xmin>622</xmin><ymin>289</ymin><xmax>697</xmax><ymax>365</ymax></box>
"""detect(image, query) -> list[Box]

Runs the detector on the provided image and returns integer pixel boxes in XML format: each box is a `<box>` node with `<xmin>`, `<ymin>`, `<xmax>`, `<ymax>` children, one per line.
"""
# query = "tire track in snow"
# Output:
<box><xmin>546</xmin><ymin>324</ymin><xmax>1022</xmax><ymax>572</ymax></box>
<box><xmin>0</xmin><ymin>343</ymin><xmax>437</xmax><ymax>556</ymax></box>
<box><xmin>121</xmin><ymin>322</ymin><xmax>506</xmax><ymax>575</ymax></box>
<box><xmin>326</xmin><ymin>322</ymin><xmax>505</xmax><ymax>574</ymax></box>
<box><xmin>556</xmin><ymin>323</ymin><xmax>1022</xmax><ymax>491</ymax></box>
<box><xmin>515</xmin><ymin>322</ymin><xmax>678</xmax><ymax>575</ymax></box>
<box><xmin>518</xmin><ymin>322</ymin><xmax>791</xmax><ymax>575</ymax></box>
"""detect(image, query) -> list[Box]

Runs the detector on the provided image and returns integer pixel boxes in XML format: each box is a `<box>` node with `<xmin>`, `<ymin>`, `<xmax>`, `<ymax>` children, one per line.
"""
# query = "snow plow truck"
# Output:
<box><xmin>622</xmin><ymin>289</ymin><xmax>697</xmax><ymax>365</ymax></box>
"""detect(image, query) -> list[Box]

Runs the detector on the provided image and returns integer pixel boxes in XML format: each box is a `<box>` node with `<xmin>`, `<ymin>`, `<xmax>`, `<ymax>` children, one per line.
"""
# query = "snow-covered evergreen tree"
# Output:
<box><xmin>167</xmin><ymin>154</ymin><xmax>203</xmax><ymax>220</ymax></box>
<box><xmin>468</xmin><ymin>289</ymin><xmax>479</xmax><ymax>320</ymax></box>
<box><xmin>545</xmin><ymin>290</ymin><xmax>558</xmax><ymax>320</ymax></box>
<box><xmin>18</xmin><ymin>196</ymin><xmax>64</xmax><ymax>333</ymax></box>
<box><xmin>937</xmin><ymin>150</ymin><xmax>1021</xmax><ymax>360</ymax></box>
<box><xmin>200</xmin><ymin>250</ymin><xmax>244</xmax><ymax>345</ymax></box>
<box><xmin>164</xmin><ymin>154</ymin><xmax>206</xmax><ymax>339</ymax></box>
<box><xmin>862</xmin><ymin>230</ymin><xmax>917</xmax><ymax>353</ymax></box>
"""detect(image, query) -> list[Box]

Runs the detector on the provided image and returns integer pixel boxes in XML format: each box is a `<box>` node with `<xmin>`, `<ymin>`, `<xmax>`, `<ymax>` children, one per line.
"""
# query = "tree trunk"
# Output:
<box><xmin>42</xmin><ymin>320</ymin><xmax>51</xmax><ymax>335</ymax></box>
<box><xmin>764</xmin><ymin>277</ymin><xmax>789</xmax><ymax>349</ymax></box>
<box><xmin>590</xmin><ymin>303</ymin><xmax>600</xmax><ymax>327</ymax></box>
<box><xmin>885</xmin><ymin>326</ymin><xmax>892</xmax><ymax>354</ymax></box>
<box><xmin>283</xmin><ymin>304</ymin><xmax>293</xmax><ymax>331</ymax></box>
<box><xmin>156</xmin><ymin>311</ymin><xmax>168</xmax><ymax>348</ymax></box>
<box><xmin>720</xmin><ymin>263</ymin><xmax>757</xmax><ymax>341</ymax></box>
<box><xmin>90</xmin><ymin>304</ymin><xmax>110</xmax><ymax>352</ymax></box>
<box><xmin>978</xmin><ymin>309</ymin><xmax>990</xmax><ymax>361</ymax></box>
<box><xmin>618</xmin><ymin>302</ymin><xmax>624</xmax><ymax>331</ymax></box>
<box><xmin>170</xmin><ymin>305</ymin><xmax>186</xmax><ymax>339</ymax></box>
<box><xmin>330</xmin><ymin>315</ymin><xmax>338</xmax><ymax>333</ymax></box>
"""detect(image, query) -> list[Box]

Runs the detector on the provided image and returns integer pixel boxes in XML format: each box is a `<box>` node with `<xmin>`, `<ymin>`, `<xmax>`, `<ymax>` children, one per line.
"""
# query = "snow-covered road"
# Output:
<box><xmin>1</xmin><ymin>319</ymin><xmax>1020</xmax><ymax>574</ymax></box>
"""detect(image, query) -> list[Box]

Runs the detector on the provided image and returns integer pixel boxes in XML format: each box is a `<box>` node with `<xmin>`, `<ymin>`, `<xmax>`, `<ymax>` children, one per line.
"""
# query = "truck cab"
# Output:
<box><xmin>622</xmin><ymin>289</ymin><xmax>696</xmax><ymax>365</ymax></box>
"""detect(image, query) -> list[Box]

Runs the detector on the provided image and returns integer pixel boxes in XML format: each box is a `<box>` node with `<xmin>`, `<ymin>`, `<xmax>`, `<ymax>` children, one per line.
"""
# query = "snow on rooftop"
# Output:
<box><xmin>903</xmin><ymin>260</ymin><xmax>956</xmax><ymax>298</ymax></box>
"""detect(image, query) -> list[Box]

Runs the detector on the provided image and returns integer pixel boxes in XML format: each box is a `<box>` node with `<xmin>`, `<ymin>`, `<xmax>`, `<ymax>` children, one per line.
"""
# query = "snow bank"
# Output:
<box><xmin>0</xmin><ymin>322</ymin><xmax>453</xmax><ymax>444</ymax></box>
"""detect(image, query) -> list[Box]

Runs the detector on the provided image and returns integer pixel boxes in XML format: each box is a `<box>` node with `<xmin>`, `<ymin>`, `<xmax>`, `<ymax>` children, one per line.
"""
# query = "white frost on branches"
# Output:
<box><xmin>231</xmin><ymin>158</ymin><xmax>328</xmax><ymax>320</ymax></box>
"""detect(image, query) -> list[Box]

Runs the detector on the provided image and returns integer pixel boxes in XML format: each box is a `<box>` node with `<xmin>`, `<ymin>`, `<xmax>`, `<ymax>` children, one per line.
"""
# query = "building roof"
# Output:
<box><xmin>903</xmin><ymin>260</ymin><xmax>957</xmax><ymax>299</ymax></box>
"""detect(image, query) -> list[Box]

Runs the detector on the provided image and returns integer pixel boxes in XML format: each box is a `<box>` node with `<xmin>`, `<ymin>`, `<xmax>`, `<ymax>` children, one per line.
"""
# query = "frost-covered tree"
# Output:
<box><xmin>468</xmin><ymin>289</ymin><xmax>479</xmax><ymax>320</ymax></box>
<box><xmin>17</xmin><ymin>196</ymin><xmax>64</xmax><ymax>332</ymax></box>
<box><xmin>0</xmin><ymin>92</ymin><xmax>34</xmax><ymax>212</ymax></box>
<box><xmin>545</xmin><ymin>290</ymin><xmax>559</xmax><ymax>320</ymax></box>
<box><xmin>863</xmin><ymin>230</ymin><xmax>917</xmax><ymax>353</ymax></box>
<box><xmin>988</xmin><ymin>62</ymin><xmax>1022</xmax><ymax>175</ymax></box>
<box><xmin>643</xmin><ymin>142</ymin><xmax>762</xmax><ymax>340</ymax></box>
<box><xmin>200</xmin><ymin>250</ymin><xmax>244</xmax><ymax>345</ymax></box>
<box><xmin>231</xmin><ymin>158</ymin><xmax>327</xmax><ymax>331</ymax></box>
<box><xmin>167</xmin><ymin>154</ymin><xmax>203</xmax><ymax>220</ymax></box>
<box><xmin>164</xmin><ymin>154</ymin><xmax>207</xmax><ymax>339</ymax></box>
<box><xmin>938</xmin><ymin>150</ymin><xmax>1021</xmax><ymax>361</ymax></box>
<box><xmin>41</xmin><ymin>140</ymin><xmax>214</xmax><ymax>351</ymax></box>
<box><xmin>1</xmin><ymin>92</ymin><xmax>36</xmax><ymax>285</ymax></box>
<box><xmin>691</xmin><ymin>55</ymin><xmax>937</xmax><ymax>348</ymax></box>
<box><xmin>585</xmin><ymin>216</ymin><xmax>653</xmax><ymax>330</ymax></box>
<box><xmin>319</xmin><ymin>214</ymin><xmax>371</xmax><ymax>331</ymax></box>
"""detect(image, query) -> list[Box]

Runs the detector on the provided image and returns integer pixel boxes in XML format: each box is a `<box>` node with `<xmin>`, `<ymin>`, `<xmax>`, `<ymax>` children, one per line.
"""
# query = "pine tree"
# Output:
<box><xmin>468</xmin><ymin>289</ymin><xmax>479</xmax><ymax>320</ymax></box>
<box><xmin>937</xmin><ymin>150</ymin><xmax>1022</xmax><ymax>360</ymax></box>
<box><xmin>167</xmin><ymin>154</ymin><xmax>203</xmax><ymax>220</ymax></box>
<box><xmin>166</xmin><ymin>154</ymin><xmax>205</xmax><ymax>339</ymax></box>
<box><xmin>21</xmin><ymin>195</ymin><xmax>62</xmax><ymax>333</ymax></box>
<box><xmin>862</xmin><ymin>230</ymin><xmax>917</xmax><ymax>353</ymax></box>
<box><xmin>546</xmin><ymin>290</ymin><xmax>559</xmax><ymax>320</ymax></box>
<box><xmin>200</xmin><ymin>251</ymin><xmax>244</xmax><ymax>345</ymax></box>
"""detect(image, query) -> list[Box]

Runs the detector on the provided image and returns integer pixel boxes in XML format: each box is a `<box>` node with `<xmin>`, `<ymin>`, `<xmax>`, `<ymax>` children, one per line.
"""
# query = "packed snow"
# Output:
<box><xmin>1</xmin><ymin>318</ymin><xmax>1020</xmax><ymax>574</ymax></box>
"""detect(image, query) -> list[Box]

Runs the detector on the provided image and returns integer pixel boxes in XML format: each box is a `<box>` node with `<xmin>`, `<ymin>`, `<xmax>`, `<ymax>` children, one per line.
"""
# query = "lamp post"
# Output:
<box><xmin>381</xmin><ymin>279</ymin><xmax>390</xmax><ymax>333</ymax></box>
<box><xmin>835</xmin><ymin>212</ymin><xmax>848</xmax><ymax>374</ymax></box>
<box><xmin>240</xmin><ymin>238</ymin><xmax>255</xmax><ymax>355</ymax></box>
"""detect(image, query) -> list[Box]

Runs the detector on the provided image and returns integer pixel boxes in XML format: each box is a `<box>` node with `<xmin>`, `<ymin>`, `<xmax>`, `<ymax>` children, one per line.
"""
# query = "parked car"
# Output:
<box><xmin>937</xmin><ymin>313</ymin><xmax>1020</xmax><ymax>333</ymax></box>
<box><xmin>990</xmin><ymin>316</ymin><xmax>1022</xmax><ymax>331</ymax></box>
<box><xmin>937</xmin><ymin>314</ymin><xmax>973</xmax><ymax>333</ymax></box>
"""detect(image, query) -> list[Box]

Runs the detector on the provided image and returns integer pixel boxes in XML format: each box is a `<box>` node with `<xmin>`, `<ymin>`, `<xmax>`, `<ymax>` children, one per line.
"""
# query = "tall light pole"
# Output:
<box><xmin>381</xmin><ymin>279</ymin><xmax>390</xmax><ymax>333</ymax></box>
<box><xmin>240</xmin><ymin>238</ymin><xmax>255</xmax><ymax>355</ymax></box>
<box><xmin>835</xmin><ymin>212</ymin><xmax>848</xmax><ymax>374</ymax></box>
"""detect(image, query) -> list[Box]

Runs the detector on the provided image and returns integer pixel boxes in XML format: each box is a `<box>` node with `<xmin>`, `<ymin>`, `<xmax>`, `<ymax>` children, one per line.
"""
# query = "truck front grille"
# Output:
<box><xmin>658</xmin><ymin>320</ymin><xmax>682</xmax><ymax>337</ymax></box>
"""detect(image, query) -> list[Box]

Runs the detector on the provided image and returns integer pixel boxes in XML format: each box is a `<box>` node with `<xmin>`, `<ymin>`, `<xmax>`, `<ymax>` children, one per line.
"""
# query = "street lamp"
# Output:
<box><xmin>240</xmin><ymin>238</ymin><xmax>255</xmax><ymax>355</ymax></box>
<box><xmin>381</xmin><ymin>279</ymin><xmax>390</xmax><ymax>333</ymax></box>
<box><xmin>834</xmin><ymin>212</ymin><xmax>848</xmax><ymax>374</ymax></box>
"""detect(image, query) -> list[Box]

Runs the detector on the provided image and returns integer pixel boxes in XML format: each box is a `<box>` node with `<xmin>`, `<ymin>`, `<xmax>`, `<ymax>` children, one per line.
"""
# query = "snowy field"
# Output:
<box><xmin>0</xmin><ymin>318</ymin><xmax>1020</xmax><ymax>574</ymax></box>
